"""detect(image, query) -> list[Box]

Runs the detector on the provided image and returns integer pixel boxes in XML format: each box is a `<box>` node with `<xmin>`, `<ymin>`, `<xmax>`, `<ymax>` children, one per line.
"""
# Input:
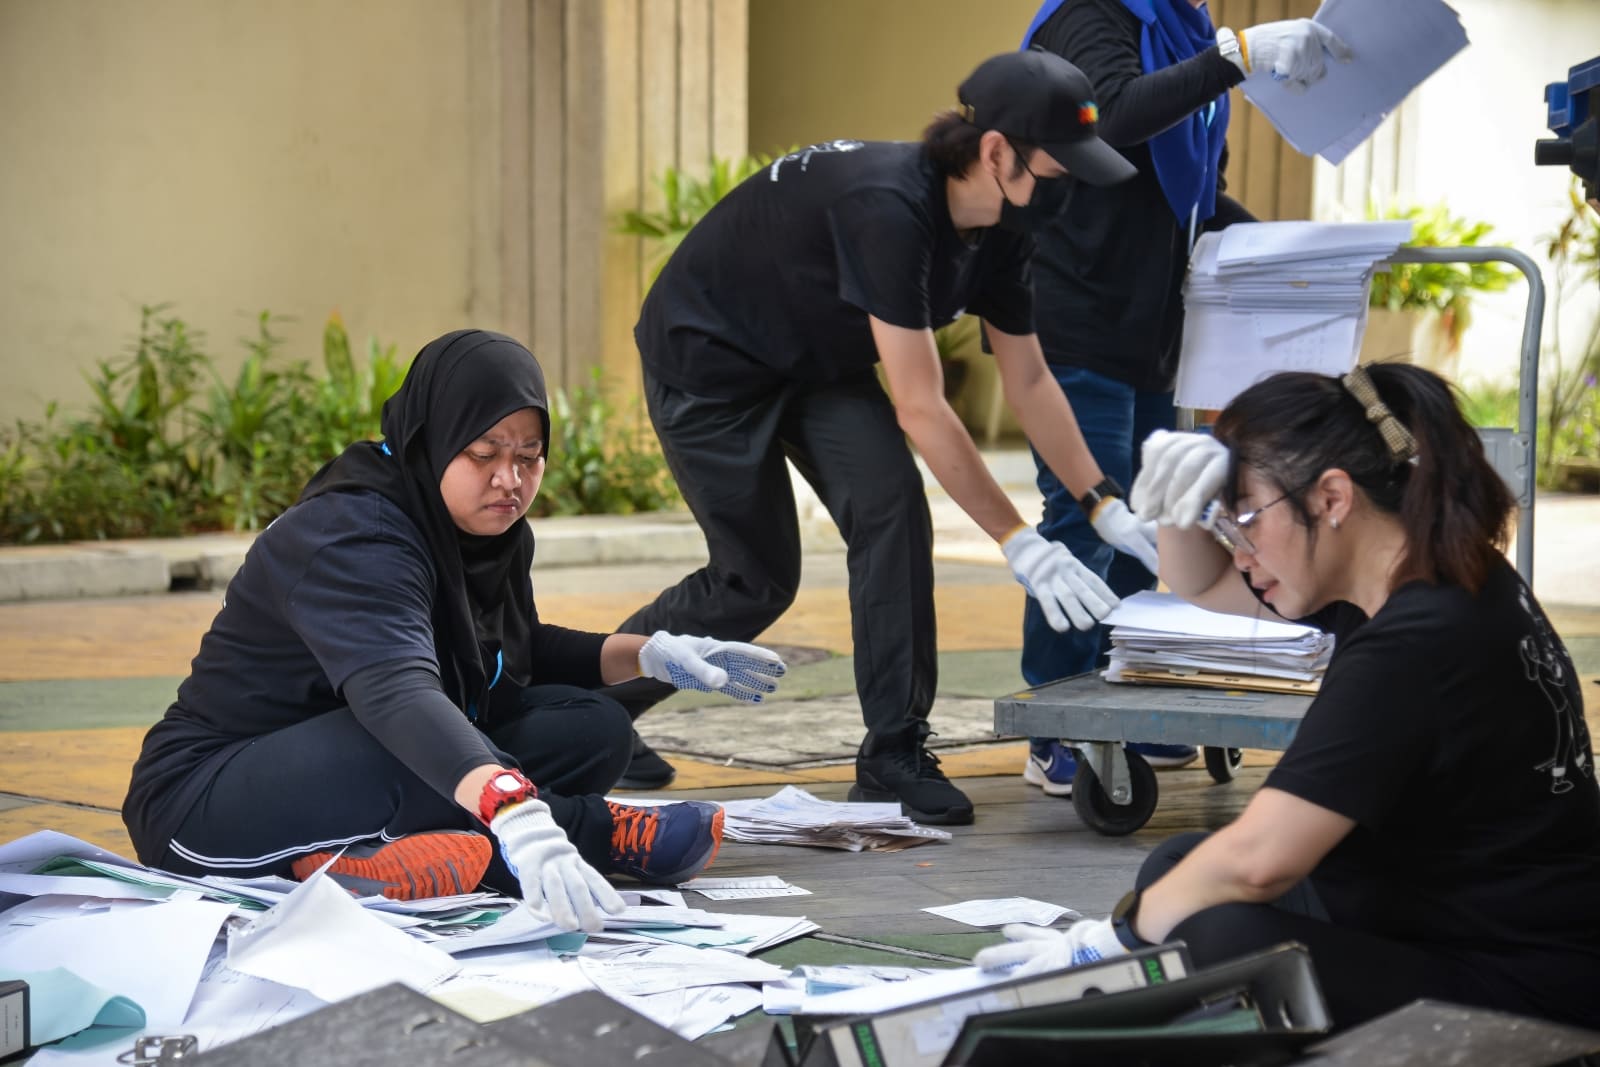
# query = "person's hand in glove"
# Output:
<box><xmin>638</xmin><ymin>632</ymin><xmax>787</xmax><ymax>702</ymax></box>
<box><xmin>1130</xmin><ymin>431</ymin><xmax>1231</xmax><ymax>529</ymax></box>
<box><xmin>972</xmin><ymin>918</ymin><xmax>1127</xmax><ymax>977</ymax></box>
<box><xmin>1001</xmin><ymin>526</ymin><xmax>1119</xmax><ymax>633</ymax></box>
<box><xmin>491</xmin><ymin>798</ymin><xmax>627</xmax><ymax>933</ymax></box>
<box><xmin>1088</xmin><ymin>497</ymin><xmax>1159</xmax><ymax>574</ymax></box>
<box><xmin>1229</xmin><ymin>19</ymin><xmax>1352</xmax><ymax>91</ymax></box>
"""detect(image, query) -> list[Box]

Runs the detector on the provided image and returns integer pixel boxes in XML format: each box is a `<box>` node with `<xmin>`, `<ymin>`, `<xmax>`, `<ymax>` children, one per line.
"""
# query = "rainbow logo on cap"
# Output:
<box><xmin>1078</xmin><ymin>102</ymin><xmax>1099</xmax><ymax>125</ymax></box>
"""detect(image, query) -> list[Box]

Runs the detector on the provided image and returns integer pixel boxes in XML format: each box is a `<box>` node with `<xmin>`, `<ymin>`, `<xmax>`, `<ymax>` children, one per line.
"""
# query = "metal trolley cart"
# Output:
<box><xmin>994</xmin><ymin>247</ymin><xmax>1546</xmax><ymax>835</ymax></box>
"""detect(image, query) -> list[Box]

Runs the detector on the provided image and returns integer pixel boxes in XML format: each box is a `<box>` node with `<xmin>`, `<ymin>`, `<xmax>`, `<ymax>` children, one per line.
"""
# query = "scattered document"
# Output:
<box><xmin>921</xmin><ymin>897</ymin><xmax>1080</xmax><ymax>928</ymax></box>
<box><xmin>226</xmin><ymin>870</ymin><xmax>461</xmax><ymax>1002</ymax></box>
<box><xmin>0</xmin><ymin>896</ymin><xmax>233</xmax><ymax>1030</ymax></box>
<box><xmin>1242</xmin><ymin>0</ymin><xmax>1469</xmax><ymax>164</ymax></box>
<box><xmin>720</xmin><ymin>786</ymin><xmax>952</xmax><ymax>852</ymax></box>
<box><xmin>680</xmin><ymin>875</ymin><xmax>811</xmax><ymax>900</ymax></box>
<box><xmin>1175</xmin><ymin>221</ymin><xmax>1412</xmax><ymax>411</ymax></box>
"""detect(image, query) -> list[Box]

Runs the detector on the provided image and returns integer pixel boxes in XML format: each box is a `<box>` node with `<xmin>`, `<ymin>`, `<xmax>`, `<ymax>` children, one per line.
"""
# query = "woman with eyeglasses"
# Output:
<box><xmin>975</xmin><ymin>363</ymin><xmax>1600</xmax><ymax>1031</ymax></box>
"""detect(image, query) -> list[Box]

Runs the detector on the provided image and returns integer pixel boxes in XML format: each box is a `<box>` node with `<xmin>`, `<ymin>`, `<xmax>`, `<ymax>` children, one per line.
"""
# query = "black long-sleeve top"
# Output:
<box><xmin>1031</xmin><ymin>0</ymin><xmax>1253</xmax><ymax>391</ymax></box>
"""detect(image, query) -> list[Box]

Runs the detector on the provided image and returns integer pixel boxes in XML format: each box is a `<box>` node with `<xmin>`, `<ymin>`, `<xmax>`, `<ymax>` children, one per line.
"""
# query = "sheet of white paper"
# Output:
<box><xmin>1241</xmin><ymin>0</ymin><xmax>1467</xmax><ymax>162</ymax></box>
<box><xmin>0</xmin><ymin>898</ymin><xmax>233</xmax><ymax>1030</ymax></box>
<box><xmin>182</xmin><ymin>944</ymin><xmax>327</xmax><ymax>1054</ymax></box>
<box><xmin>0</xmin><ymin>872</ymin><xmax>174</xmax><ymax>902</ymax></box>
<box><xmin>577</xmin><ymin>945</ymin><xmax>786</xmax><ymax>996</ymax></box>
<box><xmin>617</xmin><ymin>984</ymin><xmax>764</xmax><ymax>1041</ymax></box>
<box><xmin>797</xmin><ymin>965</ymin><xmax>1018</xmax><ymax>1017</ymax></box>
<box><xmin>921</xmin><ymin>897</ymin><xmax>1078</xmax><ymax>928</ymax></box>
<box><xmin>226</xmin><ymin>870</ymin><xmax>460</xmax><ymax>1001</ymax></box>
<box><xmin>1103</xmin><ymin>591</ymin><xmax>1318</xmax><ymax>641</ymax></box>
<box><xmin>680</xmin><ymin>875</ymin><xmax>811</xmax><ymax>901</ymax></box>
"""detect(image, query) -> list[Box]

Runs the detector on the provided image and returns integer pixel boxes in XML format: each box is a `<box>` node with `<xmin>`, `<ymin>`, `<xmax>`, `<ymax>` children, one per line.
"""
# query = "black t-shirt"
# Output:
<box><xmin>124</xmin><ymin>490</ymin><xmax>607</xmax><ymax>855</ymax></box>
<box><xmin>1030</xmin><ymin>0</ymin><xmax>1250</xmax><ymax>392</ymax></box>
<box><xmin>1265</xmin><ymin>558</ymin><xmax>1600</xmax><ymax>1022</ymax></box>
<box><xmin>635</xmin><ymin>140</ymin><xmax>1035</xmax><ymax>399</ymax></box>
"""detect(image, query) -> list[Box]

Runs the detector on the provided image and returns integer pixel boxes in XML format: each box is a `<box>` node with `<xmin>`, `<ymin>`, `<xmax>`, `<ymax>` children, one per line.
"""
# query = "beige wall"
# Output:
<box><xmin>749</xmin><ymin>0</ymin><xmax>1041</xmax><ymax>153</ymax></box>
<box><xmin>0</xmin><ymin>0</ymin><xmax>746</xmax><ymax>428</ymax></box>
<box><xmin>0</xmin><ymin>0</ymin><xmax>496</xmax><ymax>426</ymax></box>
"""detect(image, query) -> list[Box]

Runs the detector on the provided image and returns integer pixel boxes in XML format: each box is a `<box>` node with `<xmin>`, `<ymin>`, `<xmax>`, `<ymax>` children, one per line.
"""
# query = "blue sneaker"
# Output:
<box><xmin>1132</xmin><ymin>743</ymin><xmax>1200</xmax><ymax>768</ymax></box>
<box><xmin>1025</xmin><ymin>740</ymin><xmax>1200</xmax><ymax>796</ymax></box>
<box><xmin>1024</xmin><ymin>739</ymin><xmax>1077</xmax><ymax>796</ymax></box>
<box><xmin>606</xmin><ymin>800</ymin><xmax>724</xmax><ymax>884</ymax></box>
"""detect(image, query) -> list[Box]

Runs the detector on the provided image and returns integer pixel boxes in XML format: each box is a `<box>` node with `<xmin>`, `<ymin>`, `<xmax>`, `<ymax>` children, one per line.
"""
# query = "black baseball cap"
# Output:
<box><xmin>957</xmin><ymin>48</ymin><xmax>1137</xmax><ymax>186</ymax></box>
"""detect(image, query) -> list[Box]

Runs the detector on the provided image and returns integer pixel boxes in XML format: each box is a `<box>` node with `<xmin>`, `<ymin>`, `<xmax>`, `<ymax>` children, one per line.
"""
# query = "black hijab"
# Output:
<box><xmin>301</xmin><ymin>329</ymin><xmax>549</xmax><ymax>717</ymax></box>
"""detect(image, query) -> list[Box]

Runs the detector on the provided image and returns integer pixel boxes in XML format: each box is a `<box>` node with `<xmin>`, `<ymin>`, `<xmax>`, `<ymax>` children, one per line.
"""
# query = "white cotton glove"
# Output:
<box><xmin>1239</xmin><ymin>19</ymin><xmax>1352</xmax><ymax>91</ymax></box>
<box><xmin>1001</xmin><ymin>527</ymin><xmax>1119</xmax><ymax>633</ymax></box>
<box><xmin>1089</xmin><ymin>497</ymin><xmax>1159</xmax><ymax>574</ymax></box>
<box><xmin>638</xmin><ymin>632</ymin><xmax>787</xmax><ymax>703</ymax></box>
<box><xmin>972</xmin><ymin>918</ymin><xmax>1128</xmax><ymax>977</ymax></box>
<box><xmin>491</xmin><ymin>798</ymin><xmax>626</xmax><ymax>934</ymax></box>
<box><xmin>1130</xmin><ymin>430</ymin><xmax>1231</xmax><ymax>529</ymax></box>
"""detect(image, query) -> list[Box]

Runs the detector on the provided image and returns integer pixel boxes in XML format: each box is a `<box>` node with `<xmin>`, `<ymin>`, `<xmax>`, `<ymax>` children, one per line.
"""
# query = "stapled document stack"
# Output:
<box><xmin>1175</xmin><ymin>220</ymin><xmax>1412</xmax><ymax>412</ymax></box>
<box><xmin>719</xmin><ymin>786</ymin><xmax>952</xmax><ymax>852</ymax></box>
<box><xmin>1101</xmin><ymin>591</ymin><xmax>1333</xmax><ymax>695</ymax></box>
<box><xmin>1241</xmin><ymin>0</ymin><xmax>1469</xmax><ymax>165</ymax></box>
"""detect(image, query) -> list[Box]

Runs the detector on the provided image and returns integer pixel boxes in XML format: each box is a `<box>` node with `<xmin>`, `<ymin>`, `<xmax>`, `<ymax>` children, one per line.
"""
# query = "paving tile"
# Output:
<box><xmin>0</xmin><ymin>804</ymin><xmax>134</xmax><ymax>858</ymax></box>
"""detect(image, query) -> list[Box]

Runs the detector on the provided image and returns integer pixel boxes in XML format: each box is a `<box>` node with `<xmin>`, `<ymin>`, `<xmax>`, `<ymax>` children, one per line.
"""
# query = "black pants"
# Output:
<box><xmin>161</xmin><ymin>685</ymin><xmax>631</xmax><ymax>886</ymax></box>
<box><xmin>610</xmin><ymin>369</ymin><xmax>937</xmax><ymax>741</ymax></box>
<box><xmin>1136</xmin><ymin>832</ymin><xmax>1539</xmax><ymax>1031</ymax></box>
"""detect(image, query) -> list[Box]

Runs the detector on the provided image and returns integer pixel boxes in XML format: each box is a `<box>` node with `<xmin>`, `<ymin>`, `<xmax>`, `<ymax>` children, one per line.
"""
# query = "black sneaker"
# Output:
<box><xmin>849</xmin><ymin>723</ymin><xmax>975</xmax><ymax>826</ymax></box>
<box><xmin>615</xmin><ymin>728</ymin><xmax>677</xmax><ymax>790</ymax></box>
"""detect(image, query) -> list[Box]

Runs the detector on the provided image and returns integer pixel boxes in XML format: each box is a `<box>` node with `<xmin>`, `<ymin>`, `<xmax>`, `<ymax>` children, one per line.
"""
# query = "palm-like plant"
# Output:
<box><xmin>617</xmin><ymin>153</ymin><xmax>779</xmax><ymax>280</ymax></box>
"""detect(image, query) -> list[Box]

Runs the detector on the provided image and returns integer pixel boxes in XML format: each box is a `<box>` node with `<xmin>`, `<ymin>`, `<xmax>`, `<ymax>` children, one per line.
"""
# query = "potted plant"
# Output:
<box><xmin>1361</xmin><ymin>201</ymin><xmax>1515</xmax><ymax>380</ymax></box>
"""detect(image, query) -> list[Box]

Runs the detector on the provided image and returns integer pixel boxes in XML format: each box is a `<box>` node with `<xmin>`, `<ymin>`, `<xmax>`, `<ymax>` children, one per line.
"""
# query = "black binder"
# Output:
<box><xmin>791</xmin><ymin>942</ymin><xmax>1192</xmax><ymax>1067</ymax></box>
<box><xmin>940</xmin><ymin>942</ymin><xmax>1330</xmax><ymax>1067</ymax></box>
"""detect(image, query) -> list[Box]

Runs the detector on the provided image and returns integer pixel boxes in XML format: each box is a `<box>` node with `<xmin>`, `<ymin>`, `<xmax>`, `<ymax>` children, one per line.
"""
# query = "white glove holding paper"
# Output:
<box><xmin>491</xmin><ymin>799</ymin><xmax>626</xmax><ymax>934</ymax></box>
<box><xmin>1240</xmin><ymin>19</ymin><xmax>1352</xmax><ymax>91</ymax></box>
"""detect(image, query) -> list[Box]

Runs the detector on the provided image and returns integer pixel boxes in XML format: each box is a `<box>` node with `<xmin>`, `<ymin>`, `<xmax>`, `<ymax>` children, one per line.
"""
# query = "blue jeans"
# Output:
<box><xmin>1021</xmin><ymin>366</ymin><xmax>1175</xmax><ymax>687</ymax></box>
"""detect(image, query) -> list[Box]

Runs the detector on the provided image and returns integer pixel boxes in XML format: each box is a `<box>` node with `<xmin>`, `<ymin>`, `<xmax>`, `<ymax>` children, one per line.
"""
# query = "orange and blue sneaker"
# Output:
<box><xmin>606</xmin><ymin>800</ymin><xmax>724</xmax><ymax>884</ymax></box>
<box><xmin>289</xmin><ymin>830</ymin><xmax>491</xmax><ymax>900</ymax></box>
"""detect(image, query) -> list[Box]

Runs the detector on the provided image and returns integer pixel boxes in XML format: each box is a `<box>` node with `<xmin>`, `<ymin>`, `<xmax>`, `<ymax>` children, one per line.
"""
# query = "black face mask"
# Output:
<box><xmin>995</xmin><ymin>170</ymin><xmax>1070</xmax><ymax>233</ymax></box>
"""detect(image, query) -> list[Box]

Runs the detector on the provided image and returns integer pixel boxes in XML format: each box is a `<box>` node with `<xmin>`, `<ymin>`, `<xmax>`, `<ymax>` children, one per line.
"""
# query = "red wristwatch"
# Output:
<box><xmin>477</xmin><ymin>767</ymin><xmax>537</xmax><ymax>825</ymax></box>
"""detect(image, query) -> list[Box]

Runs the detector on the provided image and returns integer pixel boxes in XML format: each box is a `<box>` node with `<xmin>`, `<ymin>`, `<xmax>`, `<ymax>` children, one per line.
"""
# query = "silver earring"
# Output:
<box><xmin>1331</xmin><ymin>517</ymin><xmax>1341</xmax><ymax>530</ymax></box>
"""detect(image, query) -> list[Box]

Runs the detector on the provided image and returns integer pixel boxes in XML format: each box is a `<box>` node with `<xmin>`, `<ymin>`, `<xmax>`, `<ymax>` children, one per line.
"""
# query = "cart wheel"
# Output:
<box><xmin>1071</xmin><ymin>748</ymin><xmax>1158</xmax><ymax>836</ymax></box>
<box><xmin>1203</xmin><ymin>746</ymin><xmax>1244</xmax><ymax>783</ymax></box>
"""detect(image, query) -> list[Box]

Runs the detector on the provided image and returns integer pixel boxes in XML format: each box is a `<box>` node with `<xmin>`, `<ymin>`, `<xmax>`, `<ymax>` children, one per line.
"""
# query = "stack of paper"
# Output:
<box><xmin>1242</xmin><ymin>0</ymin><xmax>1469</xmax><ymax>164</ymax></box>
<box><xmin>719</xmin><ymin>786</ymin><xmax>952</xmax><ymax>852</ymax></box>
<box><xmin>1175</xmin><ymin>219</ymin><xmax>1412</xmax><ymax>411</ymax></box>
<box><xmin>1101</xmin><ymin>591</ymin><xmax>1333</xmax><ymax>694</ymax></box>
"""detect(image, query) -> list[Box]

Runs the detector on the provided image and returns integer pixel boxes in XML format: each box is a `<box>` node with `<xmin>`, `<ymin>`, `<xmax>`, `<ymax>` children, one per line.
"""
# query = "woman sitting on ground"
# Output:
<box><xmin>123</xmin><ymin>329</ymin><xmax>785</xmax><ymax>932</ymax></box>
<box><xmin>976</xmin><ymin>363</ymin><xmax>1600</xmax><ymax>1031</ymax></box>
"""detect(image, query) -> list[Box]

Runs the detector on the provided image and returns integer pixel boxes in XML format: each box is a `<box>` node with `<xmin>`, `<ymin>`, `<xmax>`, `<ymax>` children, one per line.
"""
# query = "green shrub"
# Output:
<box><xmin>0</xmin><ymin>308</ymin><xmax>681</xmax><ymax>542</ymax></box>
<box><xmin>535</xmin><ymin>369</ymin><xmax>680</xmax><ymax>517</ymax></box>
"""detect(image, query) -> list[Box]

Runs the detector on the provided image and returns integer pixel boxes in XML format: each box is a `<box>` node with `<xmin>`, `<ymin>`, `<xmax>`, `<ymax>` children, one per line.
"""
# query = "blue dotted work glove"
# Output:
<box><xmin>638</xmin><ymin>632</ymin><xmax>787</xmax><ymax>703</ymax></box>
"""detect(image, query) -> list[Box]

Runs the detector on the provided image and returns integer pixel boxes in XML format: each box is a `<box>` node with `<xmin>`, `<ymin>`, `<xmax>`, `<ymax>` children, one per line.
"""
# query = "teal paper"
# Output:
<box><xmin>0</xmin><ymin>966</ymin><xmax>146</xmax><ymax>1048</ymax></box>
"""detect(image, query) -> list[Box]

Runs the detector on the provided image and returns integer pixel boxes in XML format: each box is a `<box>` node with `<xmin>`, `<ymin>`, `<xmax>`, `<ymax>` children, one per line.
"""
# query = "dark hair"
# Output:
<box><xmin>921</xmin><ymin>110</ymin><xmax>1033</xmax><ymax>180</ymax></box>
<box><xmin>1212</xmin><ymin>364</ymin><xmax>1514</xmax><ymax>594</ymax></box>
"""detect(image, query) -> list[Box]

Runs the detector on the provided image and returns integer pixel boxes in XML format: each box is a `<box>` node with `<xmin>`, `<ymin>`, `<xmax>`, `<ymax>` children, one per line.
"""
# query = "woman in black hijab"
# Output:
<box><xmin>123</xmin><ymin>330</ymin><xmax>785</xmax><ymax>932</ymax></box>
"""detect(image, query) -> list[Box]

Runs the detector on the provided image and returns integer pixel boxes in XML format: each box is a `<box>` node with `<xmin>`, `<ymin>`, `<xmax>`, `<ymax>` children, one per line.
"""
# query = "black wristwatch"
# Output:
<box><xmin>1111</xmin><ymin>889</ymin><xmax>1153</xmax><ymax>950</ymax></box>
<box><xmin>1077</xmin><ymin>476</ymin><xmax>1126</xmax><ymax>520</ymax></box>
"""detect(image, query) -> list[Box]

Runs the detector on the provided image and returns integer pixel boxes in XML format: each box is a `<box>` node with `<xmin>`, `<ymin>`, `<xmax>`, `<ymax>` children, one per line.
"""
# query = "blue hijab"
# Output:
<box><xmin>1022</xmin><ymin>0</ymin><xmax>1229</xmax><ymax>225</ymax></box>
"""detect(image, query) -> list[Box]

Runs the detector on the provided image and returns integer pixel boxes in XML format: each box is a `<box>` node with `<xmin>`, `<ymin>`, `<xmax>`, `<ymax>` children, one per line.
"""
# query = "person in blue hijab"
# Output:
<box><xmin>1014</xmin><ymin>0</ymin><xmax>1350</xmax><ymax>796</ymax></box>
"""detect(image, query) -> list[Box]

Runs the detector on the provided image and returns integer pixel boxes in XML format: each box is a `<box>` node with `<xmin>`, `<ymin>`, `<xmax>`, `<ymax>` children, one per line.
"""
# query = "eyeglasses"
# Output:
<box><xmin>1210</xmin><ymin>490</ymin><xmax>1296</xmax><ymax>556</ymax></box>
